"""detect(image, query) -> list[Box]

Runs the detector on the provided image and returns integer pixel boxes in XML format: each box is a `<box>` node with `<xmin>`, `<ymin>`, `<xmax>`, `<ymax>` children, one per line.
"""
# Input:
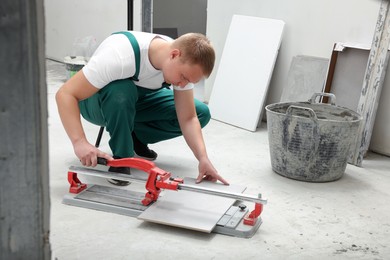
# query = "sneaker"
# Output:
<box><xmin>107</xmin><ymin>166</ymin><xmax>131</xmax><ymax>186</ymax></box>
<box><xmin>132</xmin><ymin>132</ymin><xmax>158</xmax><ymax>161</ymax></box>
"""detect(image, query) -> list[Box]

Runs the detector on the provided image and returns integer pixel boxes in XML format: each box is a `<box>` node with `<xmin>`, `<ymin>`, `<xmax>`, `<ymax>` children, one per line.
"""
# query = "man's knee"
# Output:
<box><xmin>195</xmin><ymin>101</ymin><xmax>211</xmax><ymax>128</ymax></box>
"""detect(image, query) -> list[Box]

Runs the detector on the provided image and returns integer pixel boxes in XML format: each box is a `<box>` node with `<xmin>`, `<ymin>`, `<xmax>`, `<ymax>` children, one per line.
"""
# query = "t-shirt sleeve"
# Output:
<box><xmin>172</xmin><ymin>83</ymin><xmax>194</xmax><ymax>91</ymax></box>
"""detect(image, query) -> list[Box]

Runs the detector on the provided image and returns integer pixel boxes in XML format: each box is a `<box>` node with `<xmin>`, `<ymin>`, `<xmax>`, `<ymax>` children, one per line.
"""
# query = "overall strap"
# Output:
<box><xmin>112</xmin><ymin>31</ymin><xmax>140</xmax><ymax>81</ymax></box>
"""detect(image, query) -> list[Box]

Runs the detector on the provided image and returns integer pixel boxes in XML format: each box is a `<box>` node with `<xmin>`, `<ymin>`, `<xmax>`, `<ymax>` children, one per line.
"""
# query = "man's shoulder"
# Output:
<box><xmin>129</xmin><ymin>31</ymin><xmax>173</xmax><ymax>42</ymax></box>
<box><xmin>127</xmin><ymin>31</ymin><xmax>156</xmax><ymax>41</ymax></box>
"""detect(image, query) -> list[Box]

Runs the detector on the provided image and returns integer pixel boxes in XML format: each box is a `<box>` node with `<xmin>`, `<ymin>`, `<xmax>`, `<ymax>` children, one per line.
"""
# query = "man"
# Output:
<box><xmin>56</xmin><ymin>31</ymin><xmax>228</xmax><ymax>186</ymax></box>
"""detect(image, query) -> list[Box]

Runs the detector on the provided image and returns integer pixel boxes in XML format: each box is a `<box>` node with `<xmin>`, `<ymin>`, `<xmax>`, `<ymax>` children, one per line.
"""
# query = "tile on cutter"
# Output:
<box><xmin>137</xmin><ymin>178</ymin><xmax>246</xmax><ymax>233</ymax></box>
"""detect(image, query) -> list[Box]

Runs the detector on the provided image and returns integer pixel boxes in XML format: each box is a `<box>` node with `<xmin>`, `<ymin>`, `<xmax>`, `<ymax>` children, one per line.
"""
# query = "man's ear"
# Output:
<box><xmin>170</xmin><ymin>49</ymin><xmax>181</xmax><ymax>59</ymax></box>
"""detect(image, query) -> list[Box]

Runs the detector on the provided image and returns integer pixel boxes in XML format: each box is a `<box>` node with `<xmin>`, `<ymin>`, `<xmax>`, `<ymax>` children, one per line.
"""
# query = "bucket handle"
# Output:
<box><xmin>283</xmin><ymin>105</ymin><xmax>320</xmax><ymax>170</ymax></box>
<box><xmin>309</xmin><ymin>93</ymin><xmax>336</xmax><ymax>105</ymax></box>
<box><xmin>286</xmin><ymin>105</ymin><xmax>318</xmax><ymax>121</ymax></box>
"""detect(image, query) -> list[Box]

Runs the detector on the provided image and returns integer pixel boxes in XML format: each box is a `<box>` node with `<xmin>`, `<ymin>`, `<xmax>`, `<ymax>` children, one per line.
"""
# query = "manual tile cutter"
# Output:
<box><xmin>62</xmin><ymin>157</ymin><xmax>267</xmax><ymax>238</ymax></box>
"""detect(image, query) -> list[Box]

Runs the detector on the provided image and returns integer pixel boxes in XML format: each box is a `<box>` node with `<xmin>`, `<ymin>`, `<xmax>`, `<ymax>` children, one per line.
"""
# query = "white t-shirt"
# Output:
<box><xmin>82</xmin><ymin>31</ymin><xmax>194</xmax><ymax>91</ymax></box>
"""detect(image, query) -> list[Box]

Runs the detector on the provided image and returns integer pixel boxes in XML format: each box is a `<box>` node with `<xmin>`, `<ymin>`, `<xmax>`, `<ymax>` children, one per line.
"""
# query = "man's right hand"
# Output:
<box><xmin>73</xmin><ymin>139</ymin><xmax>113</xmax><ymax>167</ymax></box>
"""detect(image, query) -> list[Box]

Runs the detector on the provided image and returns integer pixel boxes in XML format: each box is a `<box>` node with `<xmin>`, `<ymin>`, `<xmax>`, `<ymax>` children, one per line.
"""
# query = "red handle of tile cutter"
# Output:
<box><xmin>97</xmin><ymin>157</ymin><xmax>183</xmax><ymax>206</ymax></box>
<box><xmin>97</xmin><ymin>157</ymin><xmax>156</xmax><ymax>172</ymax></box>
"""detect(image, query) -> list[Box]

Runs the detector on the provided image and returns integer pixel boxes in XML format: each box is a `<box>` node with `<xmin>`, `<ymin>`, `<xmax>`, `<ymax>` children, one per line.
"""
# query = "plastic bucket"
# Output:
<box><xmin>265</xmin><ymin>93</ymin><xmax>362</xmax><ymax>182</ymax></box>
<box><xmin>64</xmin><ymin>56</ymin><xmax>86</xmax><ymax>79</ymax></box>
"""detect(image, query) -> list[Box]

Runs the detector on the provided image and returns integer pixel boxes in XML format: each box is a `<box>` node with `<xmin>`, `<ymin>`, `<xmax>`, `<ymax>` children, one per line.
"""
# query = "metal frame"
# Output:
<box><xmin>142</xmin><ymin>0</ymin><xmax>153</xmax><ymax>33</ymax></box>
<box><xmin>128</xmin><ymin>0</ymin><xmax>134</xmax><ymax>30</ymax></box>
<box><xmin>63</xmin><ymin>163</ymin><xmax>266</xmax><ymax>238</ymax></box>
<box><xmin>63</xmin><ymin>184</ymin><xmax>263</xmax><ymax>238</ymax></box>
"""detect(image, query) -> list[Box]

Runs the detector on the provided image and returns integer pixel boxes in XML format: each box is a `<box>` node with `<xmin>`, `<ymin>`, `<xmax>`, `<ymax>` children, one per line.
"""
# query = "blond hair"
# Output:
<box><xmin>172</xmin><ymin>33</ymin><xmax>215</xmax><ymax>77</ymax></box>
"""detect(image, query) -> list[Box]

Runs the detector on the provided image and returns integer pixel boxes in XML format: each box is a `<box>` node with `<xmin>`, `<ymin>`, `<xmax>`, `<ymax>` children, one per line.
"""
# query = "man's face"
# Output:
<box><xmin>163</xmin><ymin>49</ymin><xmax>204</xmax><ymax>88</ymax></box>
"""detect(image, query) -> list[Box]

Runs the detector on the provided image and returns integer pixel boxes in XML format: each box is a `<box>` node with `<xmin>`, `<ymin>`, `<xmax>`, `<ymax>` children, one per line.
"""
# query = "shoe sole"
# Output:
<box><xmin>107</xmin><ymin>179</ymin><xmax>131</xmax><ymax>186</ymax></box>
<box><xmin>134</xmin><ymin>152</ymin><xmax>157</xmax><ymax>161</ymax></box>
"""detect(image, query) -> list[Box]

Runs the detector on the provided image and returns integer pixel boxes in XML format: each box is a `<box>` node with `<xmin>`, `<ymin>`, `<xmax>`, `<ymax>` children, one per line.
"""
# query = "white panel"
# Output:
<box><xmin>208</xmin><ymin>15</ymin><xmax>284</xmax><ymax>131</ymax></box>
<box><xmin>138</xmin><ymin>178</ymin><xmax>245</xmax><ymax>233</ymax></box>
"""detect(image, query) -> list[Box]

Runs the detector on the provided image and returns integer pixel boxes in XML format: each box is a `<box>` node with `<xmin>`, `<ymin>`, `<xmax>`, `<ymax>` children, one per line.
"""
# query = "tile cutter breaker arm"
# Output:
<box><xmin>65</xmin><ymin>157</ymin><xmax>267</xmax><ymax>237</ymax></box>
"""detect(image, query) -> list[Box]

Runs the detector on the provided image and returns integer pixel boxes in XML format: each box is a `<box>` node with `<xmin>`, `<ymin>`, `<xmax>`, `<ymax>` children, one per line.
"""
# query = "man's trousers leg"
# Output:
<box><xmin>79</xmin><ymin>82</ymin><xmax>211</xmax><ymax>157</ymax></box>
<box><xmin>79</xmin><ymin>79</ymin><xmax>138</xmax><ymax>158</ymax></box>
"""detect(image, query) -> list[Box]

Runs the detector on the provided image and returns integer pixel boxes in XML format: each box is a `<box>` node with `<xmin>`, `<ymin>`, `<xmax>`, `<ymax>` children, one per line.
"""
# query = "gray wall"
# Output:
<box><xmin>44</xmin><ymin>0</ymin><xmax>390</xmax><ymax>155</ymax></box>
<box><xmin>205</xmin><ymin>0</ymin><xmax>379</xmax><ymax>103</ymax></box>
<box><xmin>153</xmin><ymin>0</ymin><xmax>207</xmax><ymax>36</ymax></box>
<box><xmin>205</xmin><ymin>0</ymin><xmax>390</xmax><ymax>155</ymax></box>
<box><xmin>45</xmin><ymin>0</ymin><xmax>127</xmax><ymax>61</ymax></box>
<box><xmin>45</xmin><ymin>0</ymin><xmax>207</xmax><ymax>60</ymax></box>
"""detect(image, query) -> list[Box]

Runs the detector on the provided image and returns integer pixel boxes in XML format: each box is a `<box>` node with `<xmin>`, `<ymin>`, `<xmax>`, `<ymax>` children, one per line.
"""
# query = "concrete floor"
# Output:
<box><xmin>47</xmin><ymin>60</ymin><xmax>390</xmax><ymax>259</ymax></box>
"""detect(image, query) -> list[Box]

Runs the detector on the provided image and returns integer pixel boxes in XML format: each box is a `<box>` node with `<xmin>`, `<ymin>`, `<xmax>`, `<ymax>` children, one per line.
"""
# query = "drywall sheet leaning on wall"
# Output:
<box><xmin>208</xmin><ymin>15</ymin><xmax>285</xmax><ymax>131</ymax></box>
<box><xmin>280</xmin><ymin>55</ymin><xmax>329</xmax><ymax>102</ymax></box>
<box><xmin>329</xmin><ymin>43</ymin><xmax>371</xmax><ymax>111</ymax></box>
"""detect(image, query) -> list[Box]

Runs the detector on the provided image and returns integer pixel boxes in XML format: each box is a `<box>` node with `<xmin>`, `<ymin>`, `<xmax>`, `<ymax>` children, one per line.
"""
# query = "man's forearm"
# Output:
<box><xmin>180</xmin><ymin>117</ymin><xmax>208</xmax><ymax>161</ymax></box>
<box><xmin>55</xmin><ymin>89</ymin><xmax>87</xmax><ymax>146</ymax></box>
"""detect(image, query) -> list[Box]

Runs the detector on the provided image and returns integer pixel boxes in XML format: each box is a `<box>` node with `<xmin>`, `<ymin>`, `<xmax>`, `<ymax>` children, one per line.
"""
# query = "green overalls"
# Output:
<box><xmin>79</xmin><ymin>32</ymin><xmax>211</xmax><ymax>158</ymax></box>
